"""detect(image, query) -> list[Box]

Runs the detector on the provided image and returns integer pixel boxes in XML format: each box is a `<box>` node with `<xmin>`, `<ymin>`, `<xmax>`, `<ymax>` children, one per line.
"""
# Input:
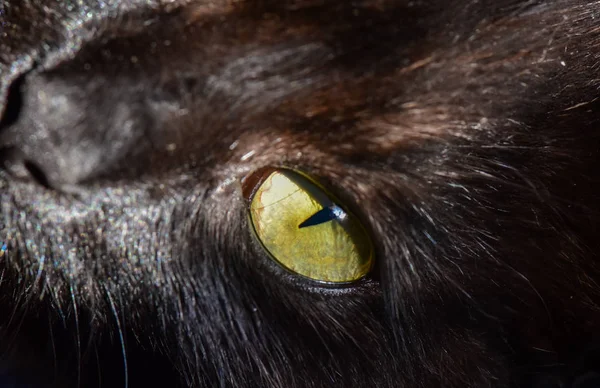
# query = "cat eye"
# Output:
<box><xmin>243</xmin><ymin>167</ymin><xmax>374</xmax><ymax>284</ymax></box>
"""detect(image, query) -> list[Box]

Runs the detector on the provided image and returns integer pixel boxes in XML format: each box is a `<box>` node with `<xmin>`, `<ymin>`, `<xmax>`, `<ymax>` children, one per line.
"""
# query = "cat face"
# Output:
<box><xmin>2</xmin><ymin>1</ymin><xmax>600</xmax><ymax>387</ymax></box>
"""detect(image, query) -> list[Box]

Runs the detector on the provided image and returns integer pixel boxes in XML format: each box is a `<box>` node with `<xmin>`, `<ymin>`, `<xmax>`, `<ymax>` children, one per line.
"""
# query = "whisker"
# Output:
<box><xmin>104</xmin><ymin>286</ymin><xmax>128</xmax><ymax>388</ymax></box>
<box><xmin>70</xmin><ymin>284</ymin><xmax>82</xmax><ymax>388</ymax></box>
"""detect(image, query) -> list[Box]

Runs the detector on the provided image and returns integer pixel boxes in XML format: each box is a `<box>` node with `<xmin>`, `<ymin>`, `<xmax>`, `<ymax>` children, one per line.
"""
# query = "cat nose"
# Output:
<box><xmin>0</xmin><ymin>72</ymin><xmax>142</xmax><ymax>190</ymax></box>
<box><xmin>0</xmin><ymin>74</ymin><xmax>84</xmax><ymax>189</ymax></box>
<box><xmin>0</xmin><ymin>78</ymin><xmax>54</xmax><ymax>188</ymax></box>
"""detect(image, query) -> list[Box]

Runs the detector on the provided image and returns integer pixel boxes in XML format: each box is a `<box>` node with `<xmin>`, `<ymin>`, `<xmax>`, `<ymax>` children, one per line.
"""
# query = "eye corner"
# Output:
<box><xmin>241</xmin><ymin>166</ymin><xmax>278</xmax><ymax>202</ymax></box>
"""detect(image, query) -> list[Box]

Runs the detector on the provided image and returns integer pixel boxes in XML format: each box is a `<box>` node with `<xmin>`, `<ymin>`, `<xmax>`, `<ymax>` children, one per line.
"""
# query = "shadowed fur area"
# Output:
<box><xmin>2</xmin><ymin>0</ymin><xmax>600</xmax><ymax>387</ymax></box>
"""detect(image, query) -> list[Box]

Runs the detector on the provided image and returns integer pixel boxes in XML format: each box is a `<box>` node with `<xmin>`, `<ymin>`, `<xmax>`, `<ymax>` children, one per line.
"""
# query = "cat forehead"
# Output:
<box><xmin>1</xmin><ymin>0</ymin><xmax>597</xmax><ymax>161</ymax></box>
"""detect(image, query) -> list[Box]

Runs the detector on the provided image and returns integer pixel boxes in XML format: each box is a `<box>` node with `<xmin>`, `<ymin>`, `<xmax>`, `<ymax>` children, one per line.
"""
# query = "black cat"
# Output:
<box><xmin>2</xmin><ymin>1</ymin><xmax>600</xmax><ymax>387</ymax></box>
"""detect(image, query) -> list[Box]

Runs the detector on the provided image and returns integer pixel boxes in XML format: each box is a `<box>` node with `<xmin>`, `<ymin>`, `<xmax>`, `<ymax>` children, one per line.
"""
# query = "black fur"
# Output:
<box><xmin>2</xmin><ymin>1</ymin><xmax>600</xmax><ymax>387</ymax></box>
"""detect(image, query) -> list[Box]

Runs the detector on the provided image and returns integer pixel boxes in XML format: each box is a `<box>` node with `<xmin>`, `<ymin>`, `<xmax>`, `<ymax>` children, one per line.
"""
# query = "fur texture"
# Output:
<box><xmin>2</xmin><ymin>0</ymin><xmax>600</xmax><ymax>387</ymax></box>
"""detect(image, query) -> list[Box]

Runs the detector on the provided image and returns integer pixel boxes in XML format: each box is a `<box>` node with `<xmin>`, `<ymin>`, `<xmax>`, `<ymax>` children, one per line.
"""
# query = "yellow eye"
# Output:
<box><xmin>244</xmin><ymin>168</ymin><xmax>374</xmax><ymax>284</ymax></box>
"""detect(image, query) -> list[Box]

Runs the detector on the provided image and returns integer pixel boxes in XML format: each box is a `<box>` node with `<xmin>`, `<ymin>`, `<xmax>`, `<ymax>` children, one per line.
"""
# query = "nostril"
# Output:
<box><xmin>0</xmin><ymin>77</ymin><xmax>24</xmax><ymax>130</ymax></box>
<box><xmin>22</xmin><ymin>160</ymin><xmax>52</xmax><ymax>189</ymax></box>
<box><xmin>0</xmin><ymin>147</ymin><xmax>52</xmax><ymax>189</ymax></box>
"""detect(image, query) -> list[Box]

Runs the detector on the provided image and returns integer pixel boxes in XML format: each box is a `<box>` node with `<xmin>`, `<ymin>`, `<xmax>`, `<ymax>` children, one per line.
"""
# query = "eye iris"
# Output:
<box><xmin>248</xmin><ymin>168</ymin><xmax>374</xmax><ymax>283</ymax></box>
